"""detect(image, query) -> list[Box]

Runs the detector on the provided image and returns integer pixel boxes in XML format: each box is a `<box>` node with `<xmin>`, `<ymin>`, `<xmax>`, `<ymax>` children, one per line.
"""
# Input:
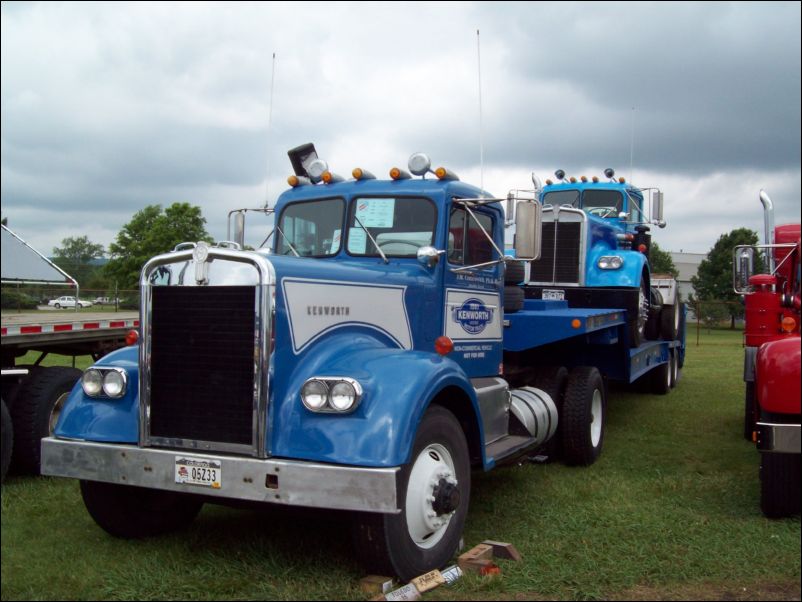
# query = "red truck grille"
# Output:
<box><xmin>148</xmin><ymin>286</ymin><xmax>256</xmax><ymax>447</ymax></box>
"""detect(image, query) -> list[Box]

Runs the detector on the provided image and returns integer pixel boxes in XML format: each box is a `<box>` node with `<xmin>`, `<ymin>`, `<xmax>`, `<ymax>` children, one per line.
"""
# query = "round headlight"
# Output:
<box><xmin>301</xmin><ymin>380</ymin><xmax>329</xmax><ymax>411</ymax></box>
<box><xmin>82</xmin><ymin>369</ymin><xmax>103</xmax><ymax>396</ymax></box>
<box><xmin>330</xmin><ymin>381</ymin><xmax>357</xmax><ymax>412</ymax></box>
<box><xmin>102</xmin><ymin>370</ymin><xmax>126</xmax><ymax>398</ymax></box>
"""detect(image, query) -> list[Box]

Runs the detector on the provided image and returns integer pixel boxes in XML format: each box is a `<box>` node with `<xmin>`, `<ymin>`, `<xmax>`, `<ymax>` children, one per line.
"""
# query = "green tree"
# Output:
<box><xmin>691</xmin><ymin>228</ymin><xmax>763</xmax><ymax>328</ymax></box>
<box><xmin>649</xmin><ymin>241</ymin><xmax>679</xmax><ymax>279</ymax></box>
<box><xmin>52</xmin><ymin>235</ymin><xmax>106</xmax><ymax>287</ymax></box>
<box><xmin>105</xmin><ymin>203</ymin><xmax>212</xmax><ymax>289</ymax></box>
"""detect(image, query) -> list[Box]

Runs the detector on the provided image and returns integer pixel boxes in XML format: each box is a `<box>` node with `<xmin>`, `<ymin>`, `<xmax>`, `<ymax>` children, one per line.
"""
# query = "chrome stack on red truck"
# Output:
<box><xmin>734</xmin><ymin>190</ymin><xmax>801</xmax><ymax>518</ymax></box>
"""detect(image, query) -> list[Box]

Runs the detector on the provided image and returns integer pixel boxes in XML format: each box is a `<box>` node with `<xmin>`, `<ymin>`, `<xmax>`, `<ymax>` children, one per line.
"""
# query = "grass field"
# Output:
<box><xmin>1</xmin><ymin>329</ymin><xmax>800</xmax><ymax>600</ymax></box>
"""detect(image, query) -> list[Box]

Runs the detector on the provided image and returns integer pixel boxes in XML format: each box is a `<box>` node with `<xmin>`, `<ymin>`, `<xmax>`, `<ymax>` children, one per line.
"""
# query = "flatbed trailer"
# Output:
<box><xmin>504</xmin><ymin>298</ymin><xmax>685</xmax><ymax>391</ymax></box>
<box><xmin>1</xmin><ymin>310</ymin><xmax>139</xmax><ymax>480</ymax></box>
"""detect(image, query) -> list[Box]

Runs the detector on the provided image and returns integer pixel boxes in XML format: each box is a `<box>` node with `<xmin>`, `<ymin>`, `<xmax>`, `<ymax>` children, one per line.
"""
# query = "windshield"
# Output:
<box><xmin>347</xmin><ymin>197</ymin><xmax>437</xmax><ymax>257</ymax></box>
<box><xmin>582</xmin><ymin>190</ymin><xmax>622</xmax><ymax>217</ymax></box>
<box><xmin>543</xmin><ymin>189</ymin><xmax>580</xmax><ymax>207</ymax></box>
<box><xmin>276</xmin><ymin>198</ymin><xmax>345</xmax><ymax>256</ymax></box>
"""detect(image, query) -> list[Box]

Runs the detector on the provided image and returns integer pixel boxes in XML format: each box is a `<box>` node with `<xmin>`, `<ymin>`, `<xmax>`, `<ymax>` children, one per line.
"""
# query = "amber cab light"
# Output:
<box><xmin>781</xmin><ymin>316</ymin><xmax>797</xmax><ymax>333</ymax></box>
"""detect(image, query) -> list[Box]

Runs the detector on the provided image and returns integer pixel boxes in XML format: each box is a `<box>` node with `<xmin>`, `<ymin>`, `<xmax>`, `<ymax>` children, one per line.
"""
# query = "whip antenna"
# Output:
<box><xmin>629</xmin><ymin>106</ymin><xmax>635</xmax><ymax>184</ymax></box>
<box><xmin>477</xmin><ymin>29</ymin><xmax>485</xmax><ymax>193</ymax></box>
<box><xmin>264</xmin><ymin>52</ymin><xmax>277</xmax><ymax>207</ymax></box>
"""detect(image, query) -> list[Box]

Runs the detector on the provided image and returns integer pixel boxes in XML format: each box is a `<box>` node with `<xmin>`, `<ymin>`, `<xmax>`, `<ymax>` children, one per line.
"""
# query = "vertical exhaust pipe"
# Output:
<box><xmin>759</xmin><ymin>190</ymin><xmax>775</xmax><ymax>273</ymax></box>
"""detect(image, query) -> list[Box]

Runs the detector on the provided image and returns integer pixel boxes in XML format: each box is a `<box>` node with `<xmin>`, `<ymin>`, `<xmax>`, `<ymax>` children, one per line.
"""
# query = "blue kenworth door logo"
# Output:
<box><xmin>453</xmin><ymin>298</ymin><xmax>495</xmax><ymax>335</ymax></box>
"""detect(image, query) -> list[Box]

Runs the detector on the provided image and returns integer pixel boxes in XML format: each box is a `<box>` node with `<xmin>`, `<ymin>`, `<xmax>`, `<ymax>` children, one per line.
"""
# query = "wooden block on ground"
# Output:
<box><xmin>458</xmin><ymin>543</ymin><xmax>495</xmax><ymax>573</ymax></box>
<box><xmin>360</xmin><ymin>575</ymin><xmax>396</xmax><ymax>595</ymax></box>
<box><xmin>411</xmin><ymin>569</ymin><xmax>445</xmax><ymax>593</ymax></box>
<box><xmin>481</xmin><ymin>540</ymin><xmax>522</xmax><ymax>562</ymax></box>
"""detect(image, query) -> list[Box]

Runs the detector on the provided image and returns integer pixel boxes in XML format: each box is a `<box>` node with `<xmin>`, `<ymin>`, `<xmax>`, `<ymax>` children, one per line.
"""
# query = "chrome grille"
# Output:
<box><xmin>149</xmin><ymin>286</ymin><xmax>256</xmax><ymax>446</ymax></box>
<box><xmin>529</xmin><ymin>211</ymin><xmax>584</xmax><ymax>285</ymax></box>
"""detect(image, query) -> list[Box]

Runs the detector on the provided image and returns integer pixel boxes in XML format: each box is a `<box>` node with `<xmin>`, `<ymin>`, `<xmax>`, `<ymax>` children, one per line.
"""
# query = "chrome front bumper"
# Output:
<box><xmin>756</xmin><ymin>423</ymin><xmax>801</xmax><ymax>454</ymax></box>
<box><xmin>41</xmin><ymin>437</ymin><xmax>400</xmax><ymax>513</ymax></box>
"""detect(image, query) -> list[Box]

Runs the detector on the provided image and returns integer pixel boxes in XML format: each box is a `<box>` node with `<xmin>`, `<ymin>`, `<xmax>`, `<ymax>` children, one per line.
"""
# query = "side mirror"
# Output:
<box><xmin>233</xmin><ymin>212</ymin><xmax>246</xmax><ymax>248</ymax></box>
<box><xmin>417</xmin><ymin>246</ymin><xmax>445</xmax><ymax>268</ymax></box>
<box><xmin>514</xmin><ymin>201</ymin><xmax>542</xmax><ymax>260</ymax></box>
<box><xmin>733</xmin><ymin>246</ymin><xmax>754</xmax><ymax>294</ymax></box>
<box><xmin>651</xmin><ymin>190</ymin><xmax>664</xmax><ymax>226</ymax></box>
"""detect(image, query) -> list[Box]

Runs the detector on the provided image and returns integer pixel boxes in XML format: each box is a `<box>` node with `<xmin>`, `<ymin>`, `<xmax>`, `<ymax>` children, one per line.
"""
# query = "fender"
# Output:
<box><xmin>54</xmin><ymin>344</ymin><xmax>140</xmax><ymax>442</ymax></box>
<box><xmin>269</xmin><ymin>330</ymin><xmax>484</xmax><ymax>468</ymax></box>
<box><xmin>756</xmin><ymin>336</ymin><xmax>801</xmax><ymax>415</ymax></box>
<box><xmin>586</xmin><ymin>246</ymin><xmax>649</xmax><ymax>288</ymax></box>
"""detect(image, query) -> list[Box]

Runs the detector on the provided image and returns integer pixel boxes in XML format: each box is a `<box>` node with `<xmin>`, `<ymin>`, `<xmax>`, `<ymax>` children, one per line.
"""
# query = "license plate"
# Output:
<box><xmin>175</xmin><ymin>456</ymin><xmax>222</xmax><ymax>489</ymax></box>
<box><xmin>542</xmin><ymin>289</ymin><xmax>565</xmax><ymax>300</ymax></box>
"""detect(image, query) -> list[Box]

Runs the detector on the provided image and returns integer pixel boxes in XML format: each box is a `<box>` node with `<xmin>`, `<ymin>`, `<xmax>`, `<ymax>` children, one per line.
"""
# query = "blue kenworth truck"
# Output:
<box><xmin>41</xmin><ymin>146</ymin><xmax>685</xmax><ymax>580</ymax></box>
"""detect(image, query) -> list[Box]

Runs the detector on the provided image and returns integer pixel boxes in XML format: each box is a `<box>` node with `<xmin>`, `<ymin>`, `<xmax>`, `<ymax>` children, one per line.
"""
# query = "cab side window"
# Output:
<box><xmin>448</xmin><ymin>207</ymin><xmax>494</xmax><ymax>267</ymax></box>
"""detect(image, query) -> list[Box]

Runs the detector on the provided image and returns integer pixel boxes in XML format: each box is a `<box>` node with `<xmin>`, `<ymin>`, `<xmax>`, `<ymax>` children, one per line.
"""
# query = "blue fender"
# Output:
<box><xmin>54</xmin><ymin>345</ymin><xmax>140</xmax><ymax>442</ymax></box>
<box><xmin>586</xmin><ymin>247</ymin><xmax>649</xmax><ymax>288</ymax></box>
<box><xmin>269</xmin><ymin>331</ymin><xmax>484</xmax><ymax>468</ymax></box>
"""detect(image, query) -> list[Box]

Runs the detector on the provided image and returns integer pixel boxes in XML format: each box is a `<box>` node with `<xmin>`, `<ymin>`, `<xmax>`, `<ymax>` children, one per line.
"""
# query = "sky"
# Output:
<box><xmin>1</xmin><ymin>1</ymin><xmax>800</xmax><ymax>258</ymax></box>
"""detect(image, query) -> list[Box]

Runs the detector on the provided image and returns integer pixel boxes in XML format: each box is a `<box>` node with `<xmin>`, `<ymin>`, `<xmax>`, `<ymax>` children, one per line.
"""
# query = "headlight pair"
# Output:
<box><xmin>597</xmin><ymin>255</ymin><xmax>624</xmax><ymax>270</ymax></box>
<box><xmin>82</xmin><ymin>367</ymin><xmax>128</xmax><ymax>398</ymax></box>
<box><xmin>301</xmin><ymin>377</ymin><xmax>362</xmax><ymax>413</ymax></box>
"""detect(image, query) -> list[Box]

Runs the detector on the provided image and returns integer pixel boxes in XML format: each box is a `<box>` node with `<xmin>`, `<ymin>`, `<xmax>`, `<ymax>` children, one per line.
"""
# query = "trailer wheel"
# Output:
<box><xmin>650</xmin><ymin>356</ymin><xmax>672</xmax><ymax>395</ymax></box>
<box><xmin>661</xmin><ymin>303</ymin><xmax>680</xmax><ymax>340</ymax></box>
<box><xmin>10</xmin><ymin>366</ymin><xmax>82</xmax><ymax>475</ymax></box>
<box><xmin>759</xmin><ymin>452</ymin><xmax>801</xmax><ymax>519</ymax></box>
<box><xmin>352</xmin><ymin>405</ymin><xmax>470</xmax><ymax>581</ymax></box>
<box><xmin>1</xmin><ymin>398</ymin><xmax>12</xmax><ymax>484</ymax></box>
<box><xmin>80</xmin><ymin>480</ymin><xmax>204</xmax><ymax>538</ymax></box>
<box><xmin>561</xmin><ymin>367</ymin><xmax>606</xmax><ymax>466</ymax></box>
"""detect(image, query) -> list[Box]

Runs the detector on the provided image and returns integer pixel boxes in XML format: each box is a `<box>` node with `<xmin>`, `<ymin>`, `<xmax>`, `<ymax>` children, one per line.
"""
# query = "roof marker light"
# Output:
<box><xmin>581</xmin><ymin>176</ymin><xmax>587</xmax><ymax>182</ymax></box>
<box><xmin>352</xmin><ymin>168</ymin><xmax>376</xmax><ymax>180</ymax></box>
<box><xmin>287</xmin><ymin>175</ymin><xmax>311</xmax><ymax>187</ymax></box>
<box><xmin>435</xmin><ymin>167</ymin><xmax>459</xmax><ymax>181</ymax></box>
<box><xmin>592</xmin><ymin>176</ymin><xmax>599</xmax><ymax>183</ymax></box>
<box><xmin>619</xmin><ymin>177</ymin><xmax>626</xmax><ymax>183</ymax></box>
<box><xmin>322</xmin><ymin>171</ymin><xmax>344</xmax><ymax>184</ymax></box>
<box><xmin>390</xmin><ymin>167</ymin><xmax>412</xmax><ymax>180</ymax></box>
<box><xmin>569</xmin><ymin>177</ymin><xmax>577</xmax><ymax>183</ymax></box>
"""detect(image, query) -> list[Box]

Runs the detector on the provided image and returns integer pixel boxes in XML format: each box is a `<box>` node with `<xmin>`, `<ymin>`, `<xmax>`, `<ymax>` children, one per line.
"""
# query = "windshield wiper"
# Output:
<box><xmin>353</xmin><ymin>215</ymin><xmax>388</xmax><ymax>264</ymax></box>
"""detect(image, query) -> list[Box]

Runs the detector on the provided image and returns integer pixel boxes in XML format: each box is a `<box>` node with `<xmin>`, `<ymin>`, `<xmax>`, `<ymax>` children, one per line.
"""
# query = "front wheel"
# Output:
<box><xmin>352</xmin><ymin>405</ymin><xmax>470</xmax><ymax>581</ymax></box>
<box><xmin>760</xmin><ymin>452</ymin><xmax>801</xmax><ymax>519</ymax></box>
<box><xmin>80</xmin><ymin>480</ymin><xmax>204</xmax><ymax>538</ymax></box>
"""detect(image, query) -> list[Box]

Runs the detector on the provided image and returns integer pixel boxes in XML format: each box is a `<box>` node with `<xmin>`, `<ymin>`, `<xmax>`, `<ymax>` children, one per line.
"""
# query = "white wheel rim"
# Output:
<box><xmin>673</xmin><ymin>304</ymin><xmax>680</xmax><ymax>331</ymax></box>
<box><xmin>405</xmin><ymin>443</ymin><xmax>457</xmax><ymax>549</ymax></box>
<box><xmin>638</xmin><ymin>284</ymin><xmax>648</xmax><ymax>334</ymax></box>
<box><xmin>590</xmin><ymin>389</ymin><xmax>603</xmax><ymax>447</ymax></box>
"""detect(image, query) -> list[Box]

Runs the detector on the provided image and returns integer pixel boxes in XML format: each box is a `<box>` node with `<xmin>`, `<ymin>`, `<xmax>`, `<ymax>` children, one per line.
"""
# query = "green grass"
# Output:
<box><xmin>2</xmin><ymin>330</ymin><xmax>799</xmax><ymax>600</ymax></box>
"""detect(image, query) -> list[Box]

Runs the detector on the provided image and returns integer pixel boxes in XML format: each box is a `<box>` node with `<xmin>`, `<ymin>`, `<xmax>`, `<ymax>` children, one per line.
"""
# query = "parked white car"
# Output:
<box><xmin>48</xmin><ymin>296</ymin><xmax>93</xmax><ymax>308</ymax></box>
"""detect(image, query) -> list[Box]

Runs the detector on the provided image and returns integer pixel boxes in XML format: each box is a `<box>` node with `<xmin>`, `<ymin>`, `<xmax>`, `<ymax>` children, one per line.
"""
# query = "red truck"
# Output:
<box><xmin>734</xmin><ymin>190</ymin><xmax>800</xmax><ymax>518</ymax></box>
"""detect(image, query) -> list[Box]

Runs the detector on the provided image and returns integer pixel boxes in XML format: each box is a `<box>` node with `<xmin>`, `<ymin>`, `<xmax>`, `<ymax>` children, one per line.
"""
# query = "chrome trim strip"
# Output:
<box><xmin>41</xmin><ymin>438</ymin><xmax>400</xmax><ymax>513</ymax></box>
<box><xmin>139</xmin><ymin>247</ymin><xmax>275</xmax><ymax>458</ymax></box>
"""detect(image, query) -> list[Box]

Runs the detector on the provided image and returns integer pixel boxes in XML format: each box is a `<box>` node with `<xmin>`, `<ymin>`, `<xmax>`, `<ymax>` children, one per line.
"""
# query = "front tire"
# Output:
<box><xmin>80</xmin><ymin>480</ymin><xmax>204</xmax><ymax>538</ymax></box>
<box><xmin>760</xmin><ymin>452</ymin><xmax>801</xmax><ymax>518</ymax></box>
<box><xmin>352</xmin><ymin>405</ymin><xmax>470</xmax><ymax>581</ymax></box>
